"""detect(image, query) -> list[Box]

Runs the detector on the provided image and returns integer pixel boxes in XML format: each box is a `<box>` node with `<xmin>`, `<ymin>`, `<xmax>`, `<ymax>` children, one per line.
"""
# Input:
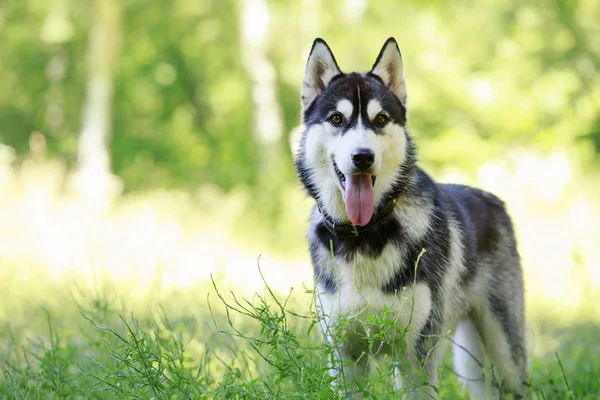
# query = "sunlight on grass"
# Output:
<box><xmin>2</xmin><ymin>150</ymin><xmax>599</xmax><ymax>304</ymax></box>
<box><xmin>0</xmin><ymin>157</ymin><xmax>313</xmax><ymax>295</ymax></box>
<box><xmin>1</xmin><ymin>150</ymin><xmax>599</xmax><ymax>320</ymax></box>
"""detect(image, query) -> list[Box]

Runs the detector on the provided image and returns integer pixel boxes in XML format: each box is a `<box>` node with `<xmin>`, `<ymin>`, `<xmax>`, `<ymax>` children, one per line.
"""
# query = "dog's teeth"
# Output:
<box><xmin>333</xmin><ymin>160</ymin><xmax>346</xmax><ymax>189</ymax></box>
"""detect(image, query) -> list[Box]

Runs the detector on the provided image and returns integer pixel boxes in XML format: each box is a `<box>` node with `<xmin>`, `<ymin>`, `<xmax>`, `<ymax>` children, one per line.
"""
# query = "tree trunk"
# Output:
<box><xmin>73</xmin><ymin>0</ymin><xmax>122</xmax><ymax>208</ymax></box>
<box><xmin>239</xmin><ymin>0</ymin><xmax>284</xmax><ymax>177</ymax></box>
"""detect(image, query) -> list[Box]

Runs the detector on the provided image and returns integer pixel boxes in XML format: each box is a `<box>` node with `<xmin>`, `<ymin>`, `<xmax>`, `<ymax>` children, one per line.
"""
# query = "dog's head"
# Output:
<box><xmin>295</xmin><ymin>38</ymin><xmax>414</xmax><ymax>226</ymax></box>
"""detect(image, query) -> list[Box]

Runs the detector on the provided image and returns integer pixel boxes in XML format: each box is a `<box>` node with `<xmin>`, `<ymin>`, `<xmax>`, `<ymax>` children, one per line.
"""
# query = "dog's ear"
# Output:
<box><xmin>302</xmin><ymin>38</ymin><xmax>342</xmax><ymax>109</ymax></box>
<box><xmin>370</xmin><ymin>38</ymin><xmax>407</xmax><ymax>106</ymax></box>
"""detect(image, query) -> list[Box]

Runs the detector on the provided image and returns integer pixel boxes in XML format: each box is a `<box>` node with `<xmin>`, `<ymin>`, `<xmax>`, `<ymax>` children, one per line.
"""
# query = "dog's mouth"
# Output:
<box><xmin>333</xmin><ymin>160</ymin><xmax>376</xmax><ymax>227</ymax></box>
<box><xmin>333</xmin><ymin>160</ymin><xmax>376</xmax><ymax>189</ymax></box>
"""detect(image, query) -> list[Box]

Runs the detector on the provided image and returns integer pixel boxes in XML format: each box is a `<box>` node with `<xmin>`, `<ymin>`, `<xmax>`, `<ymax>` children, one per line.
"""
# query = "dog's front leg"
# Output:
<box><xmin>394</xmin><ymin>362</ymin><xmax>438</xmax><ymax>399</ymax></box>
<box><xmin>393</xmin><ymin>357</ymin><xmax>440</xmax><ymax>399</ymax></box>
<box><xmin>328</xmin><ymin>342</ymin><xmax>369</xmax><ymax>400</ymax></box>
<box><xmin>404</xmin><ymin>324</ymin><xmax>444</xmax><ymax>399</ymax></box>
<box><xmin>319</xmin><ymin>318</ymin><xmax>369</xmax><ymax>398</ymax></box>
<box><xmin>393</xmin><ymin>322</ymin><xmax>444</xmax><ymax>399</ymax></box>
<box><xmin>316</xmin><ymin>291</ymin><xmax>370</xmax><ymax>398</ymax></box>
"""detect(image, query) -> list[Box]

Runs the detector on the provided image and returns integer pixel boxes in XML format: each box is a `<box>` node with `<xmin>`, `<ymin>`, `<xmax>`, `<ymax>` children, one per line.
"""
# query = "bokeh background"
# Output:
<box><xmin>1</xmin><ymin>0</ymin><xmax>600</xmax><ymax>397</ymax></box>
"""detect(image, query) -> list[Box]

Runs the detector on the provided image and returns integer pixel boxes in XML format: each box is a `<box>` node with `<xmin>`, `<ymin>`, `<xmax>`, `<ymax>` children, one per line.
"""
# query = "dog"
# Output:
<box><xmin>294</xmin><ymin>37</ymin><xmax>528</xmax><ymax>399</ymax></box>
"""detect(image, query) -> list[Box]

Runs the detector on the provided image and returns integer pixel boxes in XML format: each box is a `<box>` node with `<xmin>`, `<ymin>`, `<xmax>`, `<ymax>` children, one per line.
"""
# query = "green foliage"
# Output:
<box><xmin>77</xmin><ymin>313</ymin><xmax>209</xmax><ymax>399</ymax></box>
<box><xmin>1</xmin><ymin>0</ymin><xmax>599</xmax><ymax>192</ymax></box>
<box><xmin>111</xmin><ymin>0</ymin><xmax>256</xmax><ymax>190</ymax></box>
<box><xmin>1</xmin><ymin>262</ymin><xmax>600</xmax><ymax>399</ymax></box>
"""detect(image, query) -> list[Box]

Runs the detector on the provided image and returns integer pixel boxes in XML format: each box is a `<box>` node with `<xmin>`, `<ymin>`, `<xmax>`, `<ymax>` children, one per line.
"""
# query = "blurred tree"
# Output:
<box><xmin>0</xmin><ymin>0</ymin><xmax>598</xmax><ymax>193</ymax></box>
<box><xmin>240</xmin><ymin>0</ymin><xmax>284</xmax><ymax>177</ymax></box>
<box><xmin>109</xmin><ymin>0</ymin><xmax>256</xmax><ymax>191</ymax></box>
<box><xmin>0</xmin><ymin>0</ymin><xmax>88</xmax><ymax>160</ymax></box>
<box><xmin>72</xmin><ymin>0</ymin><xmax>123</xmax><ymax>207</ymax></box>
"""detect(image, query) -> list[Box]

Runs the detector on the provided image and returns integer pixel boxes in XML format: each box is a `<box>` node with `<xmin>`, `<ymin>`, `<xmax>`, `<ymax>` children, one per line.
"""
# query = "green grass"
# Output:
<box><xmin>1</xmin><ymin>263</ymin><xmax>599</xmax><ymax>399</ymax></box>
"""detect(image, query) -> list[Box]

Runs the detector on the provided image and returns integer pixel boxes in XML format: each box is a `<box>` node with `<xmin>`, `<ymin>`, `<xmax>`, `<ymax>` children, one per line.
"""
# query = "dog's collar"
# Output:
<box><xmin>318</xmin><ymin>198</ymin><xmax>397</xmax><ymax>239</ymax></box>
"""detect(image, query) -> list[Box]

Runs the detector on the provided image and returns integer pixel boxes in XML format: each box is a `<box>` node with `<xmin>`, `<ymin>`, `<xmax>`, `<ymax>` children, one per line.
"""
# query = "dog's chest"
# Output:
<box><xmin>337</xmin><ymin>244</ymin><xmax>402</xmax><ymax>293</ymax></box>
<box><xmin>317</xmin><ymin>244</ymin><xmax>432</xmax><ymax>334</ymax></box>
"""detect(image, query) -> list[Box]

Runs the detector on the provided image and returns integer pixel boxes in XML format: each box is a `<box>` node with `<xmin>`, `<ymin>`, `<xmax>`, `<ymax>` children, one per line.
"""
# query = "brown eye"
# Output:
<box><xmin>329</xmin><ymin>113</ymin><xmax>343</xmax><ymax>125</ymax></box>
<box><xmin>375</xmin><ymin>113</ymin><xmax>389</xmax><ymax>126</ymax></box>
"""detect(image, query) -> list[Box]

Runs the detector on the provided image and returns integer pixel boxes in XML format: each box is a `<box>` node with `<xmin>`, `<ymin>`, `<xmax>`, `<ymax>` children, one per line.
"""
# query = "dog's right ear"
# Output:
<box><xmin>302</xmin><ymin>39</ymin><xmax>342</xmax><ymax>109</ymax></box>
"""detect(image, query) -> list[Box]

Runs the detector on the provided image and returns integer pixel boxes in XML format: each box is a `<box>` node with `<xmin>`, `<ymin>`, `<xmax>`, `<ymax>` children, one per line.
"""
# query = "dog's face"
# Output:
<box><xmin>296</xmin><ymin>38</ymin><xmax>411</xmax><ymax>226</ymax></box>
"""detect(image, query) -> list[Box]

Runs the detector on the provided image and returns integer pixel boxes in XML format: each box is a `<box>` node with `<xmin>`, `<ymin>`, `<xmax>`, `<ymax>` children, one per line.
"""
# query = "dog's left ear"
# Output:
<box><xmin>370</xmin><ymin>38</ymin><xmax>407</xmax><ymax>106</ymax></box>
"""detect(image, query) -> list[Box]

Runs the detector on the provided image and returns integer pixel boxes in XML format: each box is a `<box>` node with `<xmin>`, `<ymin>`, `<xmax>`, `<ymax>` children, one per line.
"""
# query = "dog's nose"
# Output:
<box><xmin>351</xmin><ymin>148</ymin><xmax>375</xmax><ymax>169</ymax></box>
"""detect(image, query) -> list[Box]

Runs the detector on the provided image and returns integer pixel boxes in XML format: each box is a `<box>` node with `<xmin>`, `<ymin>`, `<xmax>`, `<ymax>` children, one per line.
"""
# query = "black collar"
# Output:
<box><xmin>318</xmin><ymin>198</ymin><xmax>397</xmax><ymax>239</ymax></box>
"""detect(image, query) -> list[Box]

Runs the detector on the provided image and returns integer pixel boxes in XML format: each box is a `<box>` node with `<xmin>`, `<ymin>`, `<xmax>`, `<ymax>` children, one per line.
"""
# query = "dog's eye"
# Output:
<box><xmin>329</xmin><ymin>113</ymin><xmax>343</xmax><ymax>125</ymax></box>
<box><xmin>375</xmin><ymin>113</ymin><xmax>389</xmax><ymax>127</ymax></box>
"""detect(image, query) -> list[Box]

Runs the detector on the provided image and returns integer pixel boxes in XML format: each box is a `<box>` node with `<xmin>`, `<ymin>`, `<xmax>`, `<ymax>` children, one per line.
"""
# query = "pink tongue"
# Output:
<box><xmin>344</xmin><ymin>175</ymin><xmax>375</xmax><ymax>227</ymax></box>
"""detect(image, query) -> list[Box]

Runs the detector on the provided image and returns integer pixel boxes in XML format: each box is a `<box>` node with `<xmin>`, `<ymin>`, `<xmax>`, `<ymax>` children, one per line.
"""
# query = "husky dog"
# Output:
<box><xmin>295</xmin><ymin>38</ymin><xmax>528</xmax><ymax>399</ymax></box>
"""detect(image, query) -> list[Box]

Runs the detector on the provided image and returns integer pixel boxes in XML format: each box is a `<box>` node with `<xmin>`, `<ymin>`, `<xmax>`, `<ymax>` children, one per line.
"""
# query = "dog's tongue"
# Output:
<box><xmin>344</xmin><ymin>174</ymin><xmax>374</xmax><ymax>227</ymax></box>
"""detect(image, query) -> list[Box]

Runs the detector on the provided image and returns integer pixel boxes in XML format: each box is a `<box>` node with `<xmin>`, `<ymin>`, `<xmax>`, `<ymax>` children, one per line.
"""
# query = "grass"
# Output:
<box><xmin>1</xmin><ymin>261</ymin><xmax>599</xmax><ymax>399</ymax></box>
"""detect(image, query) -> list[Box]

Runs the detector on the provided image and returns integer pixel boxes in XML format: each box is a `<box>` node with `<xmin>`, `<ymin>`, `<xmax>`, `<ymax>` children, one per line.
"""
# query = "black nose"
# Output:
<box><xmin>351</xmin><ymin>148</ymin><xmax>375</xmax><ymax>169</ymax></box>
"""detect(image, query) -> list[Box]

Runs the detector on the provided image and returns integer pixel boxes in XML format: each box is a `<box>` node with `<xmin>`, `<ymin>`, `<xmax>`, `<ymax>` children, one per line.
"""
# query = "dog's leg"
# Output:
<box><xmin>453</xmin><ymin>317</ymin><xmax>487</xmax><ymax>398</ymax></box>
<box><xmin>328</xmin><ymin>346</ymin><xmax>369</xmax><ymax>400</ymax></box>
<box><xmin>318</xmin><ymin>310</ymin><xmax>369</xmax><ymax>399</ymax></box>
<box><xmin>400</xmin><ymin>317</ymin><xmax>443</xmax><ymax>399</ymax></box>
<box><xmin>394</xmin><ymin>357</ymin><xmax>440</xmax><ymax>399</ymax></box>
<box><xmin>474</xmin><ymin>292</ymin><xmax>528</xmax><ymax>398</ymax></box>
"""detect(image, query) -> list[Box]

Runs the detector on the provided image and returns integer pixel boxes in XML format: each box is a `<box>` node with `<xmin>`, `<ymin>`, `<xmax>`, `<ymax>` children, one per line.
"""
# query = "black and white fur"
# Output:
<box><xmin>295</xmin><ymin>38</ymin><xmax>528</xmax><ymax>399</ymax></box>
